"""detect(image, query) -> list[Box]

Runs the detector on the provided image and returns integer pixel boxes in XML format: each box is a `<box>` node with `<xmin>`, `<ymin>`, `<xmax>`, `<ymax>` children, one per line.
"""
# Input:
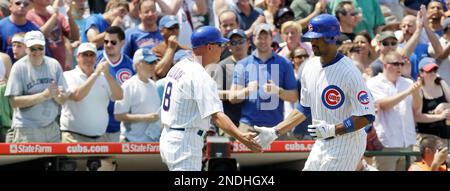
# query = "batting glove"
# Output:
<box><xmin>307</xmin><ymin>120</ymin><xmax>336</xmax><ymax>139</ymax></box>
<box><xmin>254</xmin><ymin>126</ymin><xmax>278</xmax><ymax>148</ymax></box>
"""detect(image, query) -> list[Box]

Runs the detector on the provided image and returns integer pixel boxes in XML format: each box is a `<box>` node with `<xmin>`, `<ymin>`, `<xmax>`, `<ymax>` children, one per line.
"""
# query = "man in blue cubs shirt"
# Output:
<box><xmin>229</xmin><ymin>23</ymin><xmax>298</xmax><ymax>137</ymax></box>
<box><xmin>0</xmin><ymin>0</ymin><xmax>49</xmax><ymax>63</ymax></box>
<box><xmin>96</xmin><ymin>26</ymin><xmax>135</xmax><ymax>142</ymax></box>
<box><xmin>82</xmin><ymin>0</ymin><xmax>129</xmax><ymax>50</ymax></box>
<box><xmin>123</xmin><ymin>0</ymin><xmax>163</xmax><ymax>59</ymax></box>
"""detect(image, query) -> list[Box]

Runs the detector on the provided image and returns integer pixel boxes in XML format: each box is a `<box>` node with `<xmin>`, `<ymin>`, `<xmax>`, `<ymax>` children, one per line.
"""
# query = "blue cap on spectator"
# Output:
<box><xmin>418</xmin><ymin>57</ymin><xmax>439</xmax><ymax>72</ymax></box>
<box><xmin>227</xmin><ymin>29</ymin><xmax>247</xmax><ymax>39</ymax></box>
<box><xmin>133</xmin><ymin>48</ymin><xmax>158</xmax><ymax>64</ymax></box>
<box><xmin>159</xmin><ymin>15</ymin><xmax>179</xmax><ymax>29</ymax></box>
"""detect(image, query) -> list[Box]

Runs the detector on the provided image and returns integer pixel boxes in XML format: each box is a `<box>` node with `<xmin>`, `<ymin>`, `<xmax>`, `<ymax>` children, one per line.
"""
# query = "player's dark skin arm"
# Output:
<box><xmin>334</xmin><ymin>116</ymin><xmax>370</xmax><ymax>135</ymax></box>
<box><xmin>212</xmin><ymin>112</ymin><xmax>262</xmax><ymax>152</ymax></box>
<box><xmin>273</xmin><ymin>109</ymin><xmax>307</xmax><ymax>135</ymax></box>
<box><xmin>274</xmin><ymin>109</ymin><xmax>371</xmax><ymax>136</ymax></box>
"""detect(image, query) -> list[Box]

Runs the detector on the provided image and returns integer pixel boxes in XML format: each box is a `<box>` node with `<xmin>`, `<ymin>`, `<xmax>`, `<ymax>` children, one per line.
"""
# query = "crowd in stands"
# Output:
<box><xmin>0</xmin><ymin>0</ymin><xmax>449</xmax><ymax>171</ymax></box>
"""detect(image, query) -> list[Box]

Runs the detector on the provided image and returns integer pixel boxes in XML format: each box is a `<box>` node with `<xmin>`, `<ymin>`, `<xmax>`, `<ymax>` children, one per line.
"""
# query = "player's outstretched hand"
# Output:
<box><xmin>307</xmin><ymin>120</ymin><xmax>336</xmax><ymax>139</ymax></box>
<box><xmin>239</xmin><ymin>133</ymin><xmax>263</xmax><ymax>152</ymax></box>
<box><xmin>242</xmin><ymin>131</ymin><xmax>257</xmax><ymax>140</ymax></box>
<box><xmin>253</xmin><ymin>126</ymin><xmax>278</xmax><ymax>148</ymax></box>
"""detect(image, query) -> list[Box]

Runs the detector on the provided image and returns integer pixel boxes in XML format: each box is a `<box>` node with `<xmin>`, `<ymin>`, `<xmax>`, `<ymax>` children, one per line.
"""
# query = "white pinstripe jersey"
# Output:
<box><xmin>300</xmin><ymin>54</ymin><xmax>375</xmax><ymax>125</ymax></box>
<box><xmin>161</xmin><ymin>58</ymin><xmax>224</xmax><ymax>130</ymax></box>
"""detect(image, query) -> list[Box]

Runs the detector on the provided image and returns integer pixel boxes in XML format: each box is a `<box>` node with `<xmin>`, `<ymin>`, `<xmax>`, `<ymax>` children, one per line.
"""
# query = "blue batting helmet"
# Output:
<box><xmin>303</xmin><ymin>14</ymin><xmax>341</xmax><ymax>44</ymax></box>
<box><xmin>191</xmin><ymin>26</ymin><xmax>229</xmax><ymax>48</ymax></box>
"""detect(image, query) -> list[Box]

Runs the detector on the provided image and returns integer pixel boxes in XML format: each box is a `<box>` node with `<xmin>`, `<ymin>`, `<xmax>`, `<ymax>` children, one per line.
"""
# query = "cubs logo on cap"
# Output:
<box><xmin>321</xmin><ymin>85</ymin><xmax>345</xmax><ymax>109</ymax></box>
<box><xmin>116</xmin><ymin>68</ymin><xmax>133</xmax><ymax>84</ymax></box>
<box><xmin>357</xmin><ymin>91</ymin><xmax>370</xmax><ymax>105</ymax></box>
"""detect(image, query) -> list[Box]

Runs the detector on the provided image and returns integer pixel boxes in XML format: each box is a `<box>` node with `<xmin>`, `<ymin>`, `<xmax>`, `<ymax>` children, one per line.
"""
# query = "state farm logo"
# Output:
<box><xmin>10</xmin><ymin>144</ymin><xmax>17</xmax><ymax>153</ymax></box>
<box><xmin>122</xmin><ymin>143</ymin><xmax>130</xmax><ymax>153</ymax></box>
<box><xmin>9</xmin><ymin>144</ymin><xmax>52</xmax><ymax>154</ymax></box>
<box><xmin>121</xmin><ymin>143</ymin><xmax>159</xmax><ymax>153</ymax></box>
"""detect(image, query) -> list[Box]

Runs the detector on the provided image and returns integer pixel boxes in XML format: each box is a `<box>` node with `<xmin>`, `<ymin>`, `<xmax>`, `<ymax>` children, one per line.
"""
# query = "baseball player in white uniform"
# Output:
<box><xmin>159</xmin><ymin>26</ymin><xmax>262</xmax><ymax>171</ymax></box>
<box><xmin>254</xmin><ymin>14</ymin><xmax>376</xmax><ymax>171</ymax></box>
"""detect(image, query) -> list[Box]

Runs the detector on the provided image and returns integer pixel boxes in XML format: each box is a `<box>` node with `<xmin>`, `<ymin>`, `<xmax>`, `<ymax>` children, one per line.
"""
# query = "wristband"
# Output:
<box><xmin>343</xmin><ymin>117</ymin><xmax>355</xmax><ymax>133</ymax></box>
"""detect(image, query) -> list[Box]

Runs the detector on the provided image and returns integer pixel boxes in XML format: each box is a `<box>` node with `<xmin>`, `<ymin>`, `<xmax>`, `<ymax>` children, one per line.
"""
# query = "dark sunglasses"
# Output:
<box><xmin>388</xmin><ymin>61</ymin><xmax>404</xmax><ymax>67</ymax></box>
<box><xmin>228</xmin><ymin>39</ymin><xmax>247</xmax><ymax>46</ymax></box>
<box><xmin>382</xmin><ymin>41</ymin><xmax>398</xmax><ymax>46</ymax></box>
<box><xmin>347</xmin><ymin>11</ymin><xmax>358</xmax><ymax>16</ymax></box>
<box><xmin>15</xmin><ymin>1</ymin><xmax>29</xmax><ymax>6</ymax></box>
<box><xmin>209</xmin><ymin>43</ymin><xmax>225</xmax><ymax>47</ymax></box>
<box><xmin>104</xmin><ymin>40</ymin><xmax>118</xmax><ymax>46</ymax></box>
<box><xmin>29</xmin><ymin>46</ymin><xmax>44</xmax><ymax>52</ymax></box>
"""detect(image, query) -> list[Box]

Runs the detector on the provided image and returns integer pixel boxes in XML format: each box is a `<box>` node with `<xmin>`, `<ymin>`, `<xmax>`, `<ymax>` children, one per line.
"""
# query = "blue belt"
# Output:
<box><xmin>169</xmin><ymin>127</ymin><xmax>204</xmax><ymax>137</ymax></box>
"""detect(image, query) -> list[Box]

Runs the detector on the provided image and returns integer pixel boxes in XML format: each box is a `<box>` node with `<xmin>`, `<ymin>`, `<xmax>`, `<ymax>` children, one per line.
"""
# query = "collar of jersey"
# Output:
<box><xmin>251</xmin><ymin>51</ymin><xmax>276</xmax><ymax>63</ymax></box>
<box><xmin>102</xmin><ymin>50</ymin><xmax>123</xmax><ymax>67</ymax></box>
<box><xmin>321</xmin><ymin>53</ymin><xmax>344</xmax><ymax>68</ymax></box>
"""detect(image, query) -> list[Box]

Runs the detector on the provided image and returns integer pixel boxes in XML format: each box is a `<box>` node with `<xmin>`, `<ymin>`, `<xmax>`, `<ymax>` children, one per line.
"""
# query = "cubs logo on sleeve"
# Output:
<box><xmin>116</xmin><ymin>68</ymin><xmax>133</xmax><ymax>84</ymax></box>
<box><xmin>321</xmin><ymin>85</ymin><xmax>345</xmax><ymax>110</ymax></box>
<box><xmin>357</xmin><ymin>90</ymin><xmax>370</xmax><ymax>105</ymax></box>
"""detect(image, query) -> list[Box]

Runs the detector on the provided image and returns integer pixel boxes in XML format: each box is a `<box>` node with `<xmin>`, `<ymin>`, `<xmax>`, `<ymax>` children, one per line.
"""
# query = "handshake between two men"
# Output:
<box><xmin>248</xmin><ymin>120</ymin><xmax>336</xmax><ymax>149</ymax></box>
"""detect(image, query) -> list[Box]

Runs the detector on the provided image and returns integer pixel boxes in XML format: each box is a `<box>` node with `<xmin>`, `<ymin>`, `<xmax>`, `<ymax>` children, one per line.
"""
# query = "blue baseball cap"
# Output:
<box><xmin>227</xmin><ymin>29</ymin><xmax>247</xmax><ymax>39</ymax></box>
<box><xmin>191</xmin><ymin>26</ymin><xmax>229</xmax><ymax>48</ymax></box>
<box><xmin>418</xmin><ymin>57</ymin><xmax>439</xmax><ymax>72</ymax></box>
<box><xmin>159</xmin><ymin>15</ymin><xmax>179</xmax><ymax>29</ymax></box>
<box><xmin>133</xmin><ymin>48</ymin><xmax>158</xmax><ymax>64</ymax></box>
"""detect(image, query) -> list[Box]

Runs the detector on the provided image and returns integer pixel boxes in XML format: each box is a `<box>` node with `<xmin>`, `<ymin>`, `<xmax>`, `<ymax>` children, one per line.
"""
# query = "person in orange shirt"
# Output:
<box><xmin>409</xmin><ymin>135</ymin><xmax>448</xmax><ymax>171</ymax></box>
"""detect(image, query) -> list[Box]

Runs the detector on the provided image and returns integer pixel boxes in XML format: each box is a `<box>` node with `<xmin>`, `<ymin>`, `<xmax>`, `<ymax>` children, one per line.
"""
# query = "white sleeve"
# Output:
<box><xmin>195</xmin><ymin>73</ymin><xmax>224</xmax><ymax>119</ymax></box>
<box><xmin>299</xmin><ymin>66</ymin><xmax>310</xmax><ymax>107</ymax></box>
<box><xmin>366</xmin><ymin>78</ymin><xmax>388</xmax><ymax>102</ymax></box>
<box><xmin>114</xmin><ymin>82</ymin><xmax>131</xmax><ymax>114</ymax></box>
<box><xmin>347</xmin><ymin>71</ymin><xmax>375</xmax><ymax>116</ymax></box>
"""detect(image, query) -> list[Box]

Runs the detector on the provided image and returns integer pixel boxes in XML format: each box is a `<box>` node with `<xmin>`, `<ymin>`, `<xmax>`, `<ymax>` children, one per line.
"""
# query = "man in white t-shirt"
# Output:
<box><xmin>60</xmin><ymin>43</ymin><xmax>123</xmax><ymax>143</ymax></box>
<box><xmin>367</xmin><ymin>51</ymin><xmax>422</xmax><ymax>171</ymax></box>
<box><xmin>114</xmin><ymin>48</ymin><xmax>161</xmax><ymax>142</ymax></box>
